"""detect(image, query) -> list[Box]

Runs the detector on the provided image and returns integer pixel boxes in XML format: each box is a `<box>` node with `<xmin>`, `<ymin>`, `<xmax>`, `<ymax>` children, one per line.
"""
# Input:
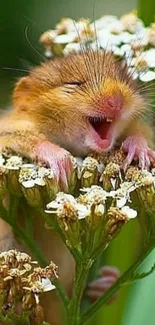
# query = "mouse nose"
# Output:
<box><xmin>105</xmin><ymin>93</ymin><xmax>123</xmax><ymax>118</ymax></box>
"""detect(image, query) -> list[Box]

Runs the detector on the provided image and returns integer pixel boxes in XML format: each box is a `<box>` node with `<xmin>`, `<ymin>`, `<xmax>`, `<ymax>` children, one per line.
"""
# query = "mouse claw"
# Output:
<box><xmin>121</xmin><ymin>136</ymin><xmax>155</xmax><ymax>170</ymax></box>
<box><xmin>34</xmin><ymin>141</ymin><xmax>73</xmax><ymax>191</ymax></box>
<box><xmin>86</xmin><ymin>265</ymin><xmax>120</xmax><ymax>304</ymax></box>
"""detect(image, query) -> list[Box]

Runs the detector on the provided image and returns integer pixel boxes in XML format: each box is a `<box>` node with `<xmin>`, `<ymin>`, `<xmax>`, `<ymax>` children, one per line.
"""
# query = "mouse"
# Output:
<box><xmin>0</xmin><ymin>49</ymin><xmax>154</xmax><ymax>324</ymax></box>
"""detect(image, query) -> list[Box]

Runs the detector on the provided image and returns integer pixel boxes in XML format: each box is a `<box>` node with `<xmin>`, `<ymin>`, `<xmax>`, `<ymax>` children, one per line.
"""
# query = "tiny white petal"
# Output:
<box><xmin>97</xmin><ymin>163</ymin><xmax>104</xmax><ymax>174</ymax></box>
<box><xmin>76</xmin><ymin>204</ymin><xmax>90</xmax><ymax>219</ymax></box>
<box><xmin>111</xmin><ymin>178</ymin><xmax>117</xmax><ymax>188</ymax></box>
<box><xmin>113</xmin><ymin>47</ymin><xmax>124</xmax><ymax>57</ymax></box>
<box><xmin>22</xmin><ymin>180</ymin><xmax>35</xmax><ymax>188</ymax></box>
<box><xmin>34</xmin><ymin>178</ymin><xmax>46</xmax><ymax>186</ymax></box>
<box><xmin>140</xmin><ymin>70</ymin><xmax>155</xmax><ymax>82</ymax></box>
<box><xmin>95</xmin><ymin>204</ymin><xmax>105</xmax><ymax>215</ymax></box>
<box><xmin>45</xmin><ymin>50</ymin><xmax>52</xmax><ymax>58</ymax></box>
<box><xmin>64</xmin><ymin>43</ymin><xmax>81</xmax><ymax>55</ymax></box>
<box><xmin>117</xmin><ymin>197</ymin><xmax>127</xmax><ymax>208</ymax></box>
<box><xmin>21</xmin><ymin>164</ymin><xmax>36</xmax><ymax>169</ymax></box>
<box><xmin>55</xmin><ymin>32</ymin><xmax>77</xmax><ymax>44</ymax></box>
<box><xmin>40</xmin><ymin>278</ymin><xmax>55</xmax><ymax>292</ymax></box>
<box><xmin>91</xmin><ymin>15</ymin><xmax>118</xmax><ymax>30</ymax></box>
<box><xmin>121</xmin><ymin>44</ymin><xmax>133</xmax><ymax>57</ymax></box>
<box><xmin>121</xmin><ymin>206</ymin><xmax>137</xmax><ymax>219</ymax></box>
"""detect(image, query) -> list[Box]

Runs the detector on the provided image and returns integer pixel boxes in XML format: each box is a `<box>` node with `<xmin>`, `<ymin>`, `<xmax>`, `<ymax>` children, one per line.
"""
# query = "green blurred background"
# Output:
<box><xmin>1</xmin><ymin>1</ymin><xmax>155</xmax><ymax>325</ymax></box>
<box><xmin>0</xmin><ymin>0</ymin><xmax>137</xmax><ymax>107</ymax></box>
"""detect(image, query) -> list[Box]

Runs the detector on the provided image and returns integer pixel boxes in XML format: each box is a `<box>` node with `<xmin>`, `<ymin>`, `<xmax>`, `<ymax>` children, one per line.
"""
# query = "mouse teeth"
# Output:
<box><xmin>88</xmin><ymin>116</ymin><xmax>105</xmax><ymax>123</ymax></box>
<box><xmin>106</xmin><ymin>117</ymin><xmax>113</xmax><ymax>122</ymax></box>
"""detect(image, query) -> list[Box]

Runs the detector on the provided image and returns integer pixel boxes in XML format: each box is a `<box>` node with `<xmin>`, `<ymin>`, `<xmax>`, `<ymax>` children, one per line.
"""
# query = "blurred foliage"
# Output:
<box><xmin>138</xmin><ymin>0</ymin><xmax>155</xmax><ymax>25</ymax></box>
<box><xmin>123</xmin><ymin>249</ymin><xmax>155</xmax><ymax>325</ymax></box>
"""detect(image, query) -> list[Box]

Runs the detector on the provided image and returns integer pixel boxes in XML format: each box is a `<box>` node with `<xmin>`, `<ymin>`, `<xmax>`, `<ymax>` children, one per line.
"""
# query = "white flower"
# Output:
<box><xmin>5</xmin><ymin>156</ymin><xmax>23</xmax><ymax>170</ymax></box>
<box><xmin>55</xmin><ymin>32</ymin><xmax>77</xmax><ymax>44</ymax></box>
<box><xmin>139</xmin><ymin>70</ymin><xmax>155</xmax><ymax>82</ymax></box>
<box><xmin>76</xmin><ymin>203</ymin><xmax>90</xmax><ymax>219</ymax></box>
<box><xmin>113</xmin><ymin>46</ymin><xmax>124</xmax><ymax>57</ymax></box>
<box><xmin>80</xmin><ymin>185</ymin><xmax>109</xmax><ymax>204</ymax></box>
<box><xmin>110</xmin><ymin>181</ymin><xmax>137</xmax><ymax>205</ymax></box>
<box><xmin>119</xmin><ymin>31</ymin><xmax>134</xmax><ymax>44</ymax></box>
<box><xmin>45</xmin><ymin>49</ymin><xmax>53</xmax><ymax>58</ymax></box>
<box><xmin>56</xmin><ymin>18</ymin><xmax>76</xmax><ymax>34</ymax></box>
<box><xmin>121</xmin><ymin>206</ymin><xmax>137</xmax><ymax>219</ymax></box>
<box><xmin>147</xmin><ymin>24</ymin><xmax>155</xmax><ymax>46</ymax></box>
<box><xmin>116</xmin><ymin>197</ymin><xmax>127</xmax><ymax>208</ymax></box>
<box><xmin>46</xmin><ymin>192</ymin><xmax>76</xmax><ymax>210</ymax></box>
<box><xmin>91</xmin><ymin>15</ymin><xmax>118</xmax><ymax>31</ymax></box>
<box><xmin>22</xmin><ymin>180</ymin><xmax>35</xmax><ymax>188</ymax></box>
<box><xmin>94</xmin><ymin>203</ymin><xmax>105</xmax><ymax>216</ymax></box>
<box><xmin>121</xmin><ymin>44</ymin><xmax>133</xmax><ymax>57</ymax></box>
<box><xmin>98</xmin><ymin>30</ymin><xmax>121</xmax><ymax>47</ymax></box>
<box><xmin>21</xmin><ymin>164</ymin><xmax>36</xmax><ymax>169</ymax></box>
<box><xmin>0</xmin><ymin>154</ymin><xmax>5</xmax><ymax>166</ymax></box>
<box><xmin>142</xmin><ymin>49</ymin><xmax>155</xmax><ymax>68</ymax></box>
<box><xmin>24</xmin><ymin>277</ymin><xmax>55</xmax><ymax>294</ymax></box>
<box><xmin>110</xmin><ymin>21</ymin><xmax>124</xmax><ymax>34</ymax></box>
<box><xmin>64</xmin><ymin>42</ymin><xmax>81</xmax><ymax>55</ymax></box>
<box><xmin>120</xmin><ymin>12</ymin><xmax>143</xmax><ymax>34</ymax></box>
<box><xmin>40</xmin><ymin>277</ymin><xmax>55</xmax><ymax>292</ymax></box>
<box><xmin>34</xmin><ymin>178</ymin><xmax>46</xmax><ymax>186</ymax></box>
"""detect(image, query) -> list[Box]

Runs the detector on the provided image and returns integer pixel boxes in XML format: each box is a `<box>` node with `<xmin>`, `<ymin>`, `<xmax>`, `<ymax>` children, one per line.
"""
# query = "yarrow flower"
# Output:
<box><xmin>0</xmin><ymin>250</ymin><xmax>58</xmax><ymax>325</ymax></box>
<box><xmin>40</xmin><ymin>11</ymin><xmax>155</xmax><ymax>82</ymax></box>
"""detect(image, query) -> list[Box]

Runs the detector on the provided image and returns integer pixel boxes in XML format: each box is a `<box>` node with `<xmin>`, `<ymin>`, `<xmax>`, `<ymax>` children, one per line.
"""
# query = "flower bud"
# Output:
<box><xmin>0</xmin><ymin>167</ymin><xmax>7</xmax><ymax>198</ymax></box>
<box><xmin>104</xmin><ymin>207</ymin><xmax>130</xmax><ymax>241</ymax></box>
<box><xmin>19</xmin><ymin>165</ymin><xmax>43</xmax><ymax>207</ymax></box>
<box><xmin>68</xmin><ymin>157</ymin><xmax>79</xmax><ymax>194</ymax></box>
<box><xmin>29</xmin><ymin>305</ymin><xmax>44</xmax><ymax>325</ymax></box>
<box><xmin>80</xmin><ymin>157</ymin><xmax>100</xmax><ymax>188</ymax></box>
<box><xmin>43</xmin><ymin>169</ymin><xmax>60</xmax><ymax>200</ymax></box>
<box><xmin>101</xmin><ymin>162</ymin><xmax>121</xmax><ymax>191</ymax></box>
<box><xmin>5</xmin><ymin>156</ymin><xmax>23</xmax><ymax>196</ymax></box>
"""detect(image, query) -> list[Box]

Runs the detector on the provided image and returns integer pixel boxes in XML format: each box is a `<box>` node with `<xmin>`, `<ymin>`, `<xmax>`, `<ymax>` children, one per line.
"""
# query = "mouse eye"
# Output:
<box><xmin>64</xmin><ymin>80</ymin><xmax>85</xmax><ymax>86</ymax></box>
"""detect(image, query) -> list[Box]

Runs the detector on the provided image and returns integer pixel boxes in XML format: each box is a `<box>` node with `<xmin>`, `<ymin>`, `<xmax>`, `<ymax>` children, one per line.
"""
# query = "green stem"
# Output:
<box><xmin>43</xmin><ymin>211</ymin><xmax>82</xmax><ymax>263</ymax></box>
<box><xmin>68</xmin><ymin>261</ymin><xmax>92</xmax><ymax>325</ymax></box>
<box><xmin>53</xmin><ymin>278</ymin><xmax>69</xmax><ymax>308</ymax></box>
<box><xmin>79</xmin><ymin>242</ymin><xmax>155</xmax><ymax>325</ymax></box>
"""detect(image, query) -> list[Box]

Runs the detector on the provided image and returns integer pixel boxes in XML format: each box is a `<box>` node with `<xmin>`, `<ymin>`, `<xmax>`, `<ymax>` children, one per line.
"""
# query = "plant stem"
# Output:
<box><xmin>68</xmin><ymin>261</ymin><xmax>92</xmax><ymax>325</ymax></box>
<box><xmin>79</xmin><ymin>242</ymin><xmax>155</xmax><ymax>325</ymax></box>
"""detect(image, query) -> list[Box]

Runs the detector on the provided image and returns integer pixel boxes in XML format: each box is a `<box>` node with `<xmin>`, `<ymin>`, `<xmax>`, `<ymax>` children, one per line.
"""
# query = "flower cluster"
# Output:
<box><xmin>45</xmin><ymin>176</ymin><xmax>138</xmax><ymax>257</ymax></box>
<box><xmin>1</xmin><ymin>149</ymin><xmax>155</xmax><ymax>256</ymax></box>
<box><xmin>0</xmin><ymin>249</ymin><xmax>58</xmax><ymax>325</ymax></box>
<box><xmin>40</xmin><ymin>11</ymin><xmax>155</xmax><ymax>82</ymax></box>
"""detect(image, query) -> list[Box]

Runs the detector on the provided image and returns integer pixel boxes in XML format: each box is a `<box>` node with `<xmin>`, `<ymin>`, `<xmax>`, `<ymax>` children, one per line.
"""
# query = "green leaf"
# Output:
<box><xmin>138</xmin><ymin>0</ymin><xmax>155</xmax><ymax>25</ymax></box>
<box><xmin>131</xmin><ymin>262</ymin><xmax>155</xmax><ymax>281</ymax></box>
<box><xmin>122</xmin><ymin>249</ymin><xmax>155</xmax><ymax>325</ymax></box>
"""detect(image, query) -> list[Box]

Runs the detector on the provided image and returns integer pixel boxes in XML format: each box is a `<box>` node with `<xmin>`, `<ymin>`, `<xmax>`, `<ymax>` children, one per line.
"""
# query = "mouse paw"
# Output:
<box><xmin>121</xmin><ymin>136</ymin><xmax>155</xmax><ymax>170</ymax></box>
<box><xmin>87</xmin><ymin>266</ymin><xmax>120</xmax><ymax>303</ymax></box>
<box><xmin>34</xmin><ymin>141</ymin><xmax>73</xmax><ymax>191</ymax></box>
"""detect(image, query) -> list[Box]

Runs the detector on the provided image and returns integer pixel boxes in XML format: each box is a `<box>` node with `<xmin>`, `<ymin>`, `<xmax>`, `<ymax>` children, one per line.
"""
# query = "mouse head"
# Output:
<box><xmin>13</xmin><ymin>51</ymin><xmax>145</xmax><ymax>155</ymax></box>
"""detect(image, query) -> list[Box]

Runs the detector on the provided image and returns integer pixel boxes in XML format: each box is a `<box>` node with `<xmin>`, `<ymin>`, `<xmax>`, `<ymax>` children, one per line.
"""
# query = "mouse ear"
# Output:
<box><xmin>13</xmin><ymin>76</ymin><xmax>33</xmax><ymax>110</ymax></box>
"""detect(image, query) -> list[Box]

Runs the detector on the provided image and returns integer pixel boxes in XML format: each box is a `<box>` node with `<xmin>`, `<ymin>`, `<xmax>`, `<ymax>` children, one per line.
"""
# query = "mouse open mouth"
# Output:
<box><xmin>88</xmin><ymin>116</ymin><xmax>114</xmax><ymax>151</ymax></box>
<box><xmin>88</xmin><ymin>116</ymin><xmax>113</xmax><ymax>140</ymax></box>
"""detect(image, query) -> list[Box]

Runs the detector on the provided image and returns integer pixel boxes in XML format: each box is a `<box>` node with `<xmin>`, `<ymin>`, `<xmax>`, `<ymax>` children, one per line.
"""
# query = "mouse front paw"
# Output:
<box><xmin>34</xmin><ymin>141</ymin><xmax>73</xmax><ymax>191</ymax></box>
<box><xmin>87</xmin><ymin>266</ymin><xmax>120</xmax><ymax>303</ymax></box>
<box><xmin>121</xmin><ymin>136</ymin><xmax>155</xmax><ymax>170</ymax></box>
